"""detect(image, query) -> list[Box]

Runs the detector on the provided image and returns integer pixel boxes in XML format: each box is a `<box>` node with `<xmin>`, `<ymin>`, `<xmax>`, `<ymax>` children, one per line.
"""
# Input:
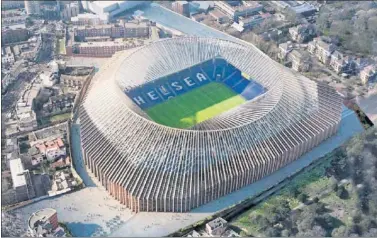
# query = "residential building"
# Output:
<box><xmin>28</xmin><ymin>208</ymin><xmax>66</xmax><ymax>237</ymax></box>
<box><xmin>28</xmin><ymin>146</ymin><xmax>44</xmax><ymax>166</ymax></box>
<box><xmin>206</xmin><ymin>217</ymin><xmax>228</xmax><ymax>236</ymax></box>
<box><xmin>61</xmin><ymin>75</ymin><xmax>85</xmax><ymax>89</ymax></box>
<box><xmin>209</xmin><ymin>9</ymin><xmax>230</xmax><ymax>24</ymax></box>
<box><xmin>2</xmin><ymin>1</ymin><xmax>25</xmax><ymax>10</ymax></box>
<box><xmin>270</xmin><ymin>1</ymin><xmax>316</xmax><ymax>16</ymax></box>
<box><xmin>260</xmin><ymin>28</ymin><xmax>283</xmax><ymax>42</ymax></box>
<box><xmin>41</xmin><ymin>4</ymin><xmax>60</xmax><ymax>20</ymax></box>
<box><xmin>61</xmin><ymin>2</ymin><xmax>79</xmax><ymax>21</ymax></box>
<box><xmin>24</xmin><ymin>0</ymin><xmax>41</xmax><ymax>15</ymax></box>
<box><xmin>191</xmin><ymin>13</ymin><xmax>207</xmax><ymax>22</ymax></box>
<box><xmin>238</xmin><ymin>13</ymin><xmax>270</xmax><ymax>29</ymax></box>
<box><xmin>354</xmin><ymin>57</ymin><xmax>369</xmax><ymax>72</ymax></box>
<box><xmin>360</xmin><ymin>65</ymin><xmax>377</xmax><ymax>85</ymax></box>
<box><xmin>42</xmin><ymin>93</ymin><xmax>76</xmax><ymax>115</ymax></box>
<box><xmin>186</xmin><ymin>230</ymin><xmax>201</xmax><ymax>237</ymax></box>
<box><xmin>2</xmin><ymin>15</ymin><xmax>27</xmax><ymax>27</ymax></box>
<box><xmin>9</xmin><ymin>158</ymin><xmax>35</xmax><ymax>202</ymax></box>
<box><xmin>307</xmin><ymin>39</ymin><xmax>317</xmax><ymax>54</ymax></box>
<box><xmin>316</xmin><ymin>40</ymin><xmax>335</xmax><ymax>65</ymax></box>
<box><xmin>50</xmin><ymin>157</ymin><xmax>71</xmax><ymax>170</ymax></box>
<box><xmin>74</xmin><ymin>22</ymin><xmax>149</xmax><ymax>41</ymax></box>
<box><xmin>308</xmin><ymin>37</ymin><xmax>335</xmax><ymax>65</ymax></box>
<box><xmin>74</xmin><ymin>25</ymin><xmax>112</xmax><ymax>40</ymax></box>
<box><xmin>289</xmin><ymin>24</ymin><xmax>316</xmax><ymax>43</ymax></box>
<box><xmin>17</xmin><ymin>111</ymin><xmax>38</xmax><ymax>132</ymax></box>
<box><xmin>67</xmin><ymin>39</ymin><xmax>145</xmax><ymax>57</ymax></box>
<box><xmin>41</xmin><ymin>71</ymin><xmax>59</xmax><ymax>87</ymax></box>
<box><xmin>1</xmin><ymin>28</ymin><xmax>30</xmax><ymax>45</ymax></box>
<box><xmin>123</xmin><ymin>21</ymin><xmax>150</xmax><ymax>38</ymax></box>
<box><xmin>278</xmin><ymin>41</ymin><xmax>293</xmax><ymax>60</ymax></box>
<box><xmin>2</xmin><ymin>46</ymin><xmax>15</xmax><ymax>64</ymax></box>
<box><xmin>71</xmin><ymin>13</ymin><xmax>108</xmax><ymax>26</ymax></box>
<box><xmin>33</xmin><ymin>138</ymin><xmax>66</xmax><ymax>162</ymax></box>
<box><xmin>288</xmin><ymin>50</ymin><xmax>311</xmax><ymax>72</ymax></box>
<box><xmin>19</xmin><ymin>39</ymin><xmax>42</xmax><ymax>61</ymax></box>
<box><xmin>50</xmin><ymin>170</ymin><xmax>76</xmax><ymax>193</ymax></box>
<box><xmin>172</xmin><ymin>1</ymin><xmax>190</xmax><ymax>17</ymax></box>
<box><xmin>214</xmin><ymin>1</ymin><xmax>263</xmax><ymax>20</ymax></box>
<box><xmin>190</xmin><ymin>1</ymin><xmax>214</xmax><ymax>14</ymax></box>
<box><xmin>330</xmin><ymin>51</ymin><xmax>353</xmax><ymax>74</ymax></box>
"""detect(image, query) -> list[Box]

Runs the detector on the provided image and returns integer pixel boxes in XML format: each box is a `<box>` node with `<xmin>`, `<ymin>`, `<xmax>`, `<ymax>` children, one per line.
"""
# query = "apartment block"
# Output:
<box><xmin>74</xmin><ymin>22</ymin><xmax>149</xmax><ymax>41</ymax></box>
<box><xmin>1</xmin><ymin>28</ymin><xmax>30</xmax><ymax>45</ymax></box>
<box><xmin>360</xmin><ymin>65</ymin><xmax>377</xmax><ymax>85</ymax></box>
<box><xmin>307</xmin><ymin>37</ymin><xmax>335</xmax><ymax>65</ymax></box>
<box><xmin>172</xmin><ymin>1</ymin><xmax>190</xmax><ymax>17</ymax></box>
<box><xmin>330</xmin><ymin>51</ymin><xmax>353</xmax><ymax>74</ymax></box>
<box><xmin>69</xmin><ymin>39</ymin><xmax>145</xmax><ymax>57</ymax></box>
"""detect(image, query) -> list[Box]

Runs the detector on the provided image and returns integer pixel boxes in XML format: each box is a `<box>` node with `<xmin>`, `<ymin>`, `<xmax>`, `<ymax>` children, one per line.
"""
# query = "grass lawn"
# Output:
<box><xmin>146</xmin><ymin>82</ymin><xmax>246</xmax><ymax>128</ymax></box>
<box><xmin>57</xmin><ymin>38</ymin><xmax>66</xmax><ymax>55</ymax></box>
<box><xmin>50</xmin><ymin>113</ymin><xmax>71</xmax><ymax>122</ymax></box>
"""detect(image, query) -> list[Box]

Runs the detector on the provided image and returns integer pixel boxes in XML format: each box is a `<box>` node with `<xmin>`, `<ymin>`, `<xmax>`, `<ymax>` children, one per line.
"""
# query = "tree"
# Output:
<box><xmin>298</xmin><ymin>193</ymin><xmax>308</xmax><ymax>203</ymax></box>
<box><xmin>364</xmin><ymin>228</ymin><xmax>377</xmax><ymax>237</ymax></box>
<box><xmin>297</xmin><ymin>225</ymin><xmax>326</xmax><ymax>237</ymax></box>
<box><xmin>330</xmin><ymin>176</ymin><xmax>339</xmax><ymax>191</ymax></box>
<box><xmin>316</xmin><ymin>8</ymin><xmax>331</xmax><ymax>33</ymax></box>
<box><xmin>332</xmin><ymin>226</ymin><xmax>350</xmax><ymax>237</ymax></box>
<box><xmin>315</xmin><ymin>214</ymin><xmax>336</xmax><ymax>231</ymax></box>
<box><xmin>313</xmin><ymin>197</ymin><xmax>320</xmax><ymax>203</ymax></box>
<box><xmin>297</xmin><ymin>216</ymin><xmax>315</xmax><ymax>233</ymax></box>
<box><xmin>251</xmin><ymin>214</ymin><xmax>270</xmax><ymax>229</ymax></box>
<box><xmin>281</xmin><ymin>229</ymin><xmax>290</xmax><ymax>237</ymax></box>
<box><xmin>264</xmin><ymin>227</ymin><xmax>281</xmax><ymax>237</ymax></box>
<box><xmin>336</xmin><ymin>185</ymin><xmax>349</xmax><ymax>199</ymax></box>
<box><xmin>25</xmin><ymin>17</ymin><xmax>34</xmax><ymax>27</ymax></box>
<box><xmin>288</xmin><ymin>186</ymin><xmax>301</xmax><ymax>198</ymax></box>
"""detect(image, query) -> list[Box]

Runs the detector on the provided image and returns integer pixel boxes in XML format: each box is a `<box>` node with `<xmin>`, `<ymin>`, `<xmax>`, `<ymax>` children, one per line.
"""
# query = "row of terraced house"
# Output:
<box><xmin>307</xmin><ymin>37</ymin><xmax>376</xmax><ymax>84</ymax></box>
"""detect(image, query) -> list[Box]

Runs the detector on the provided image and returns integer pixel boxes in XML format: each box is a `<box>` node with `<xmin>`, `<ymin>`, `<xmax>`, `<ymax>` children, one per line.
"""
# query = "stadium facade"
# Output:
<box><xmin>80</xmin><ymin>37</ymin><xmax>343</xmax><ymax>212</ymax></box>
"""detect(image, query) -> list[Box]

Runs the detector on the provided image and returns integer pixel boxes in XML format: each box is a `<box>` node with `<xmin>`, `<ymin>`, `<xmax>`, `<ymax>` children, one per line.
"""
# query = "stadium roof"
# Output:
<box><xmin>80</xmin><ymin>37</ymin><xmax>342</xmax><ymax>212</ymax></box>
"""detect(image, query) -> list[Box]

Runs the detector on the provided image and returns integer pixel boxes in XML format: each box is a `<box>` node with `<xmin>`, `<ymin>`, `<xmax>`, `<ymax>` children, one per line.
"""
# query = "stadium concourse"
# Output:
<box><xmin>79</xmin><ymin>37</ymin><xmax>343</xmax><ymax>212</ymax></box>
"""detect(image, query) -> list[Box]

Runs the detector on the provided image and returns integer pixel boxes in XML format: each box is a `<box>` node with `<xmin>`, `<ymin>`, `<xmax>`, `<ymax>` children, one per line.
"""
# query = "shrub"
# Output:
<box><xmin>298</xmin><ymin>193</ymin><xmax>308</xmax><ymax>203</ymax></box>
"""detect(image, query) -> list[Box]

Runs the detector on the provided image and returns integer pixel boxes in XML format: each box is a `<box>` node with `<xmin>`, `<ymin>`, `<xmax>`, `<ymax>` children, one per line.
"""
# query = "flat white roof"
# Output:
<box><xmin>9</xmin><ymin>158</ymin><xmax>27</xmax><ymax>188</ymax></box>
<box><xmin>92</xmin><ymin>1</ymin><xmax>124</xmax><ymax>8</ymax></box>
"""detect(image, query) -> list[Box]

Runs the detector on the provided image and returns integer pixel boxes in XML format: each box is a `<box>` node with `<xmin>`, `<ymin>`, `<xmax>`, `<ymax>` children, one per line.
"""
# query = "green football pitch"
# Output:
<box><xmin>146</xmin><ymin>82</ymin><xmax>246</xmax><ymax>129</ymax></box>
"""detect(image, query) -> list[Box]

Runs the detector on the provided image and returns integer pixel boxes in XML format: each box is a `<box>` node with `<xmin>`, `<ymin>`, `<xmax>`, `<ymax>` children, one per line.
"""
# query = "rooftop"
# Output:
<box><xmin>207</xmin><ymin>217</ymin><xmax>228</xmax><ymax>229</ymax></box>
<box><xmin>9</xmin><ymin>158</ymin><xmax>26</xmax><ymax>188</ymax></box>
<box><xmin>28</xmin><ymin>208</ymin><xmax>57</xmax><ymax>230</ymax></box>
<box><xmin>91</xmin><ymin>1</ymin><xmax>126</xmax><ymax>8</ymax></box>
<box><xmin>209</xmin><ymin>9</ymin><xmax>228</xmax><ymax>19</ymax></box>
<box><xmin>77</xmin><ymin>39</ymin><xmax>145</xmax><ymax>47</ymax></box>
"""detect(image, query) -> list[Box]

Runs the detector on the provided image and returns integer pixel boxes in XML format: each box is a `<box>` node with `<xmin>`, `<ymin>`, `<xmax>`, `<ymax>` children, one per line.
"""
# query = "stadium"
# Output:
<box><xmin>80</xmin><ymin>37</ymin><xmax>343</xmax><ymax>212</ymax></box>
